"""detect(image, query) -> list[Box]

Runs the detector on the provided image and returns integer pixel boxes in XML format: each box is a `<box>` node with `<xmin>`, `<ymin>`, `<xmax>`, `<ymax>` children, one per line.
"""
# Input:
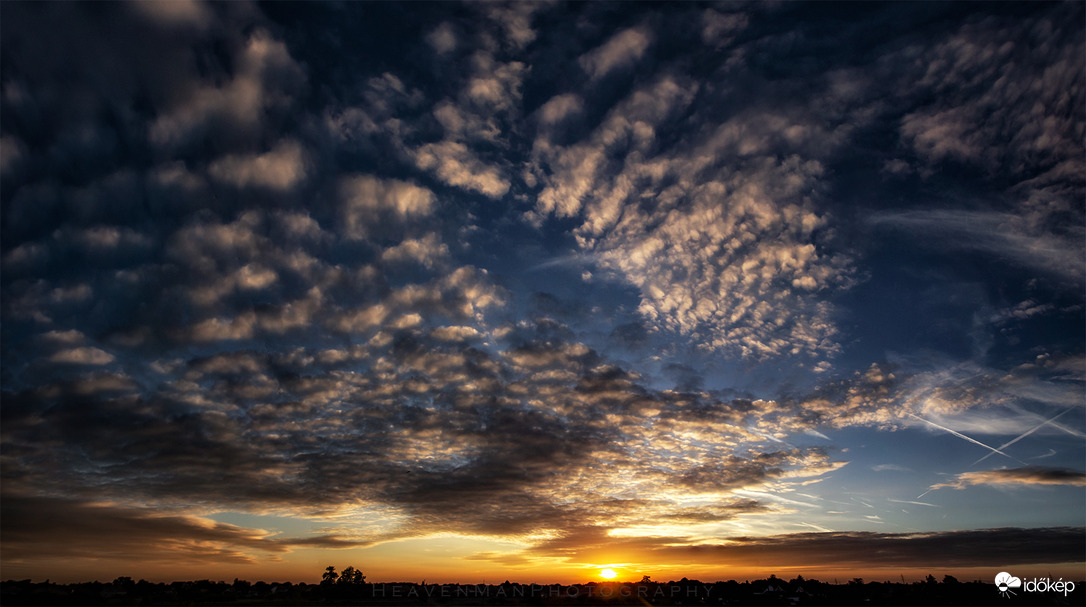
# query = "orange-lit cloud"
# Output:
<box><xmin>929</xmin><ymin>467</ymin><xmax>1086</xmax><ymax>491</ymax></box>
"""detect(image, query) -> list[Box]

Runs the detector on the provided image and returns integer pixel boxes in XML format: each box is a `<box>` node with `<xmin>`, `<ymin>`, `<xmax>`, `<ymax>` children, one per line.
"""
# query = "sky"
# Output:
<box><xmin>1</xmin><ymin>0</ymin><xmax>1084</xmax><ymax>586</ymax></box>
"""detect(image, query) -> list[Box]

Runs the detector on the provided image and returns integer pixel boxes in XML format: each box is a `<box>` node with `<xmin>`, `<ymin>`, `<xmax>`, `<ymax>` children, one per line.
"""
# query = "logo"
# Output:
<box><xmin>995</xmin><ymin>572</ymin><xmax>1074</xmax><ymax>599</ymax></box>
<box><xmin>994</xmin><ymin>572</ymin><xmax>1021</xmax><ymax>598</ymax></box>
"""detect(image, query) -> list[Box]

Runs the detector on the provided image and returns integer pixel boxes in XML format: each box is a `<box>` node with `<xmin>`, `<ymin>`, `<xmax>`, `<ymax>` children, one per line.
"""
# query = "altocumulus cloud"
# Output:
<box><xmin>0</xmin><ymin>0</ymin><xmax>1082</xmax><ymax>579</ymax></box>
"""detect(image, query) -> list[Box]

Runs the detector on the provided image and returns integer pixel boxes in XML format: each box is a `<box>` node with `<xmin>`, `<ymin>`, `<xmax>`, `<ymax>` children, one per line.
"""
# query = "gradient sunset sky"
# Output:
<box><xmin>2</xmin><ymin>0</ymin><xmax>1084</xmax><ymax>585</ymax></box>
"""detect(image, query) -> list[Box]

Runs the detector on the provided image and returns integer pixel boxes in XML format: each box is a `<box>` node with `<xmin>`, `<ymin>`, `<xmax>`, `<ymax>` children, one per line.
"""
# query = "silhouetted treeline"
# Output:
<box><xmin>2</xmin><ymin>571</ymin><xmax>1083</xmax><ymax>606</ymax></box>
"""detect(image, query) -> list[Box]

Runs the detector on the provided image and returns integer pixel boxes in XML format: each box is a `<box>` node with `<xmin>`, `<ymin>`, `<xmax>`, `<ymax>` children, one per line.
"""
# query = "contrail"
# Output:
<box><xmin>907</xmin><ymin>413</ymin><xmax>1025</xmax><ymax>465</ymax></box>
<box><xmin>888</xmin><ymin>498</ymin><xmax>939</xmax><ymax>508</ymax></box>
<box><xmin>972</xmin><ymin>408</ymin><xmax>1072</xmax><ymax>466</ymax></box>
<box><xmin>1006</xmin><ymin>403</ymin><xmax>1086</xmax><ymax>439</ymax></box>
<box><xmin>527</xmin><ymin>253</ymin><xmax>598</xmax><ymax>271</ymax></box>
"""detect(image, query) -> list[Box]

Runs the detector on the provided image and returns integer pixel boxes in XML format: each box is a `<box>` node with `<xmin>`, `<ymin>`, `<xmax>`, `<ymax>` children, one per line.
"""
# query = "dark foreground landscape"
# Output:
<box><xmin>3</xmin><ymin>573</ymin><xmax>1083</xmax><ymax>606</ymax></box>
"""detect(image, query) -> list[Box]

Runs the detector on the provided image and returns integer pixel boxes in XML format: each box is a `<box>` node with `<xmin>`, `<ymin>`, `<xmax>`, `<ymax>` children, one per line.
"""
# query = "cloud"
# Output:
<box><xmin>929</xmin><ymin>467</ymin><xmax>1086</xmax><ymax>491</ymax></box>
<box><xmin>0</xmin><ymin>494</ymin><xmax>284</xmax><ymax>564</ymax></box>
<box><xmin>796</xmin><ymin>355</ymin><xmax>1086</xmax><ymax>436</ymax></box>
<box><xmin>872</xmin><ymin>464</ymin><xmax>911</xmax><ymax>473</ymax></box>
<box><xmin>883</xmin><ymin>4</ymin><xmax>1085</xmax><ymax>298</ymax></box>
<box><xmin>579</xmin><ymin>27</ymin><xmax>652</xmax><ymax>80</ymax></box>
<box><xmin>537</xmin><ymin>93</ymin><xmax>583</xmax><ymax>127</ymax></box>
<box><xmin>701</xmin><ymin>9</ymin><xmax>748</xmax><ymax>47</ymax></box>
<box><xmin>149</xmin><ymin>29</ymin><xmax>305</xmax><ymax>149</ymax></box>
<box><xmin>339</xmin><ymin>175</ymin><xmax>435</xmax><ymax>239</ymax></box>
<box><xmin>48</xmin><ymin>346</ymin><xmax>115</xmax><ymax>365</ymax></box>
<box><xmin>127</xmin><ymin>0</ymin><xmax>212</xmax><ymax>30</ymax></box>
<box><xmin>482</xmin><ymin>2</ymin><xmax>546</xmax><ymax>50</ymax></box>
<box><xmin>526</xmin><ymin>526</ymin><xmax>1085</xmax><ymax>569</ymax></box>
<box><xmin>2</xmin><ymin>312</ymin><xmax>851</xmax><ymax>546</ymax></box>
<box><xmin>380</xmin><ymin>233</ymin><xmax>449</xmax><ymax>269</ymax></box>
<box><xmin>208</xmin><ymin>140</ymin><xmax>308</xmax><ymax>191</ymax></box>
<box><xmin>870</xmin><ymin>210</ymin><xmax>1084</xmax><ymax>286</ymax></box>
<box><xmin>899</xmin><ymin>8</ymin><xmax>1084</xmax><ymax>180</ymax></box>
<box><xmin>405</xmin><ymin>49</ymin><xmax>523</xmax><ymax>198</ymax></box>
<box><xmin>414</xmin><ymin>141</ymin><xmax>510</xmax><ymax>198</ymax></box>
<box><xmin>427</xmin><ymin>22</ymin><xmax>457</xmax><ymax>55</ymax></box>
<box><xmin>0</xmin><ymin>493</ymin><xmax>371</xmax><ymax>567</ymax></box>
<box><xmin>1</xmin><ymin>1</ymin><xmax>1082</xmax><ymax>582</ymax></box>
<box><xmin>530</xmin><ymin>69</ymin><xmax>857</xmax><ymax>359</ymax></box>
<box><xmin>463</xmin><ymin>53</ymin><xmax>526</xmax><ymax>113</ymax></box>
<box><xmin>901</xmin><ymin>107</ymin><xmax>985</xmax><ymax>165</ymax></box>
<box><xmin>0</xmin><ymin>134</ymin><xmax>26</xmax><ymax>175</ymax></box>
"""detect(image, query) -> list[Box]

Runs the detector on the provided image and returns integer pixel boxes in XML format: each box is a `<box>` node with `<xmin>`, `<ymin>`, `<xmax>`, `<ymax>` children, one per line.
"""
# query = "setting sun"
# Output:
<box><xmin>598</xmin><ymin>568</ymin><xmax>618</xmax><ymax>580</ymax></box>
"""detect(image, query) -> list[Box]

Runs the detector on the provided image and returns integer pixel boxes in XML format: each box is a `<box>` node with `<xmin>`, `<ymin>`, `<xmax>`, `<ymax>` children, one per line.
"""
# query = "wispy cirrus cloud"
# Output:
<box><xmin>869</xmin><ymin>210</ymin><xmax>1084</xmax><ymax>286</ymax></box>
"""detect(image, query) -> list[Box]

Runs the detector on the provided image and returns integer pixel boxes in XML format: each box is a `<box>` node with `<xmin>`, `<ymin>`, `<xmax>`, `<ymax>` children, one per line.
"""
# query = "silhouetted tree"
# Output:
<box><xmin>640</xmin><ymin>575</ymin><xmax>652</xmax><ymax>583</ymax></box>
<box><xmin>943</xmin><ymin>574</ymin><xmax>959</xmax><ymax>584</ymax></box>
<box><xmin>322</xmin><ymin>566</ymin><xmax>338</xmax><ymax>586</ymax></box>
<box><xmin>338</xmin><ymin>566</ymin><xmax>365</xmax><ymax>585</ymax></box>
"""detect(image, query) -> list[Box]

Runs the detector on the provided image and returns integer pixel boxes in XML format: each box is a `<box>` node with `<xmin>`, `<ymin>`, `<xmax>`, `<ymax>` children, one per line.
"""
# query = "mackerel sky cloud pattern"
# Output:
<box><xmin>1</xmin><ymin>1</ymin><xmax>1083</xmax><ymax>583</ymax></box>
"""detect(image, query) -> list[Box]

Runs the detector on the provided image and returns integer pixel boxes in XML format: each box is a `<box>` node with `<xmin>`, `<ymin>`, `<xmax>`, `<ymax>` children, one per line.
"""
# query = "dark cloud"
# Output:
<box><xmin>0</xmin><ymin>494</ymin><xmax>284</xmax><ymax>564</ymax></box>
<box><xmin>931</xmin><ymin>467</ymin><xmax>1086</xmax><ymax>491</ymax></box>
<box><xmin>0</xmin><ymin>493</ymin><xmax>375</xmax><ymax>566</ymax></box>
<box><xmin>532</xmin><ymin>527</ymin><xmax>1086</xmax><ymax>569</ymax></box>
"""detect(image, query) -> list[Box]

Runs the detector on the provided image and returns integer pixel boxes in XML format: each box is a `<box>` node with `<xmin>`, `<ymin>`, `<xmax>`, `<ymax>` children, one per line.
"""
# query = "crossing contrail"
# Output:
<box><xmin>907</xmin><ymin>413</ymin><xmax>1025</xmax><ymax>465</ymax></box>
<box><xmin>972</xmin><ymin>408</ymin><xmax>1072</xmax><ymax>466</ymax></box>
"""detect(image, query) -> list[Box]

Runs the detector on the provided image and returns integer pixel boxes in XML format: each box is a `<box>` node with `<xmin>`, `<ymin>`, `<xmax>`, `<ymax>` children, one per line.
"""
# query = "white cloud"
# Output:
<box><xmin>188</xmin><ymin>287</ymin><xmax>325</xmax><ymax>342</ymax></box>
<box><xmin>465</xmin><ymin>53</ymin><xmax>526</xmax><ymax>112</ymax></box>
<box><xmin>339</xmin><ymin>175</ymin><xmax>435</xmax><ymax>239</ymax></box>
<box><xmin>431</xmin><ymin>325</ymin><xmax>482</xmax><ymax>341</ymax></box>
<box><xmin>433</xmin><ymin>101</ymin><xmax>500</xmax><ymax>141</ymax></box>
<box><xmin>208</xmin><ymin>140</ymin><xmax>308</xmax><ymax>191</ymax></box>
<box><xmin>534</xmin><ymin>76</ymin><xmax>697</xmax><ymax>219</ymax></box>
<box><xmin>901</xmin><ymin>107</ymin><xmax>985</xmax><ymax>164</ymax></box>
<box><xmin>127</xmin><ymin>0</ymin><xmax>211</xmax><ymax>29</ymax></box>
<box><xmin>532</xmin><ymin>75</ymin><xmax>853</xmax><ymax>358</ymax></box>
<box><xmin>414</xmin><ymin>141</ymin><xmax>510</xmax><ymax>198</ymax></box>
<box><xmin>50</xmin><ymin>347</ymin><xmax>116</xmax><ymax>365</ymax></box>
<box><xmin>537</xmin><ymin>93</ymin><xmax>583</xmax><ymax>126</ymax></box>
<box><xmin>149</xmin><ymin>30</ymin><xmax>304</xmax><ymax>148</ymax></box>
<box><xmin>150</xmin><ymin>161</ymin><xmax>206</xmax><ymax>192</ymax></box>
<box><xmin>483</xmin><ymin>2</ymin><xmax>544</xmax><ymax>50</ymax></box>
<box><xmin>380</xmin><ymin>233</ymin><xmax>449</xmax><ymax>268</ymax></box>
<box><xmin>427</xmin><ymin>22</ymin><xmax>457</xmax><ymax>54</ymax></box>
<box><xmin>67</xmin><ymin>225</ymin><xmax>153</xmax><ymax>252</ymax></box>
<box><xmin>275</xmin><ymin>211</ymin><xmax>325</xmax><ymax>242</ymax></box>
<box><xmin>40</xmin><ymin>330</ymin><xmax>86</xmax><ymax>345</ymax></box>
<box><xmin>579</xmin><ymin>27</ymin><xmax>652</xmax><ymax>80</ymax></box>
<box><xmin>872</xmin><ymin>464</ymin><xmax>911</xmax><ymax>472</ymax></box>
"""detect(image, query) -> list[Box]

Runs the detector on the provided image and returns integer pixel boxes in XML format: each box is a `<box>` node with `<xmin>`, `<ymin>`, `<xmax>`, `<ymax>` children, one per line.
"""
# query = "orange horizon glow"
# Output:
<box><xmin>5</xmin><ymin>551</ymin><xmax>1085</xmax><ymax>587</ymax></box>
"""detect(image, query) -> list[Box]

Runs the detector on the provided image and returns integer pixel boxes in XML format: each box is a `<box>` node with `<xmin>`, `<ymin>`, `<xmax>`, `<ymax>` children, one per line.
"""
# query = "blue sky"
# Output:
<box><xmin>1</xmin><ymin>0</ymin><xmax>1083</xmax><ymax>584</ymax></box>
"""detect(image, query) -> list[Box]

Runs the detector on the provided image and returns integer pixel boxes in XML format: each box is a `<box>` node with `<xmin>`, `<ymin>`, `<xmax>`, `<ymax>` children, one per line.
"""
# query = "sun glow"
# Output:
<box><xmin>599</xmin><ymin>568</ymin><xmax>618</xmax><ymax>580</ymax></box>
